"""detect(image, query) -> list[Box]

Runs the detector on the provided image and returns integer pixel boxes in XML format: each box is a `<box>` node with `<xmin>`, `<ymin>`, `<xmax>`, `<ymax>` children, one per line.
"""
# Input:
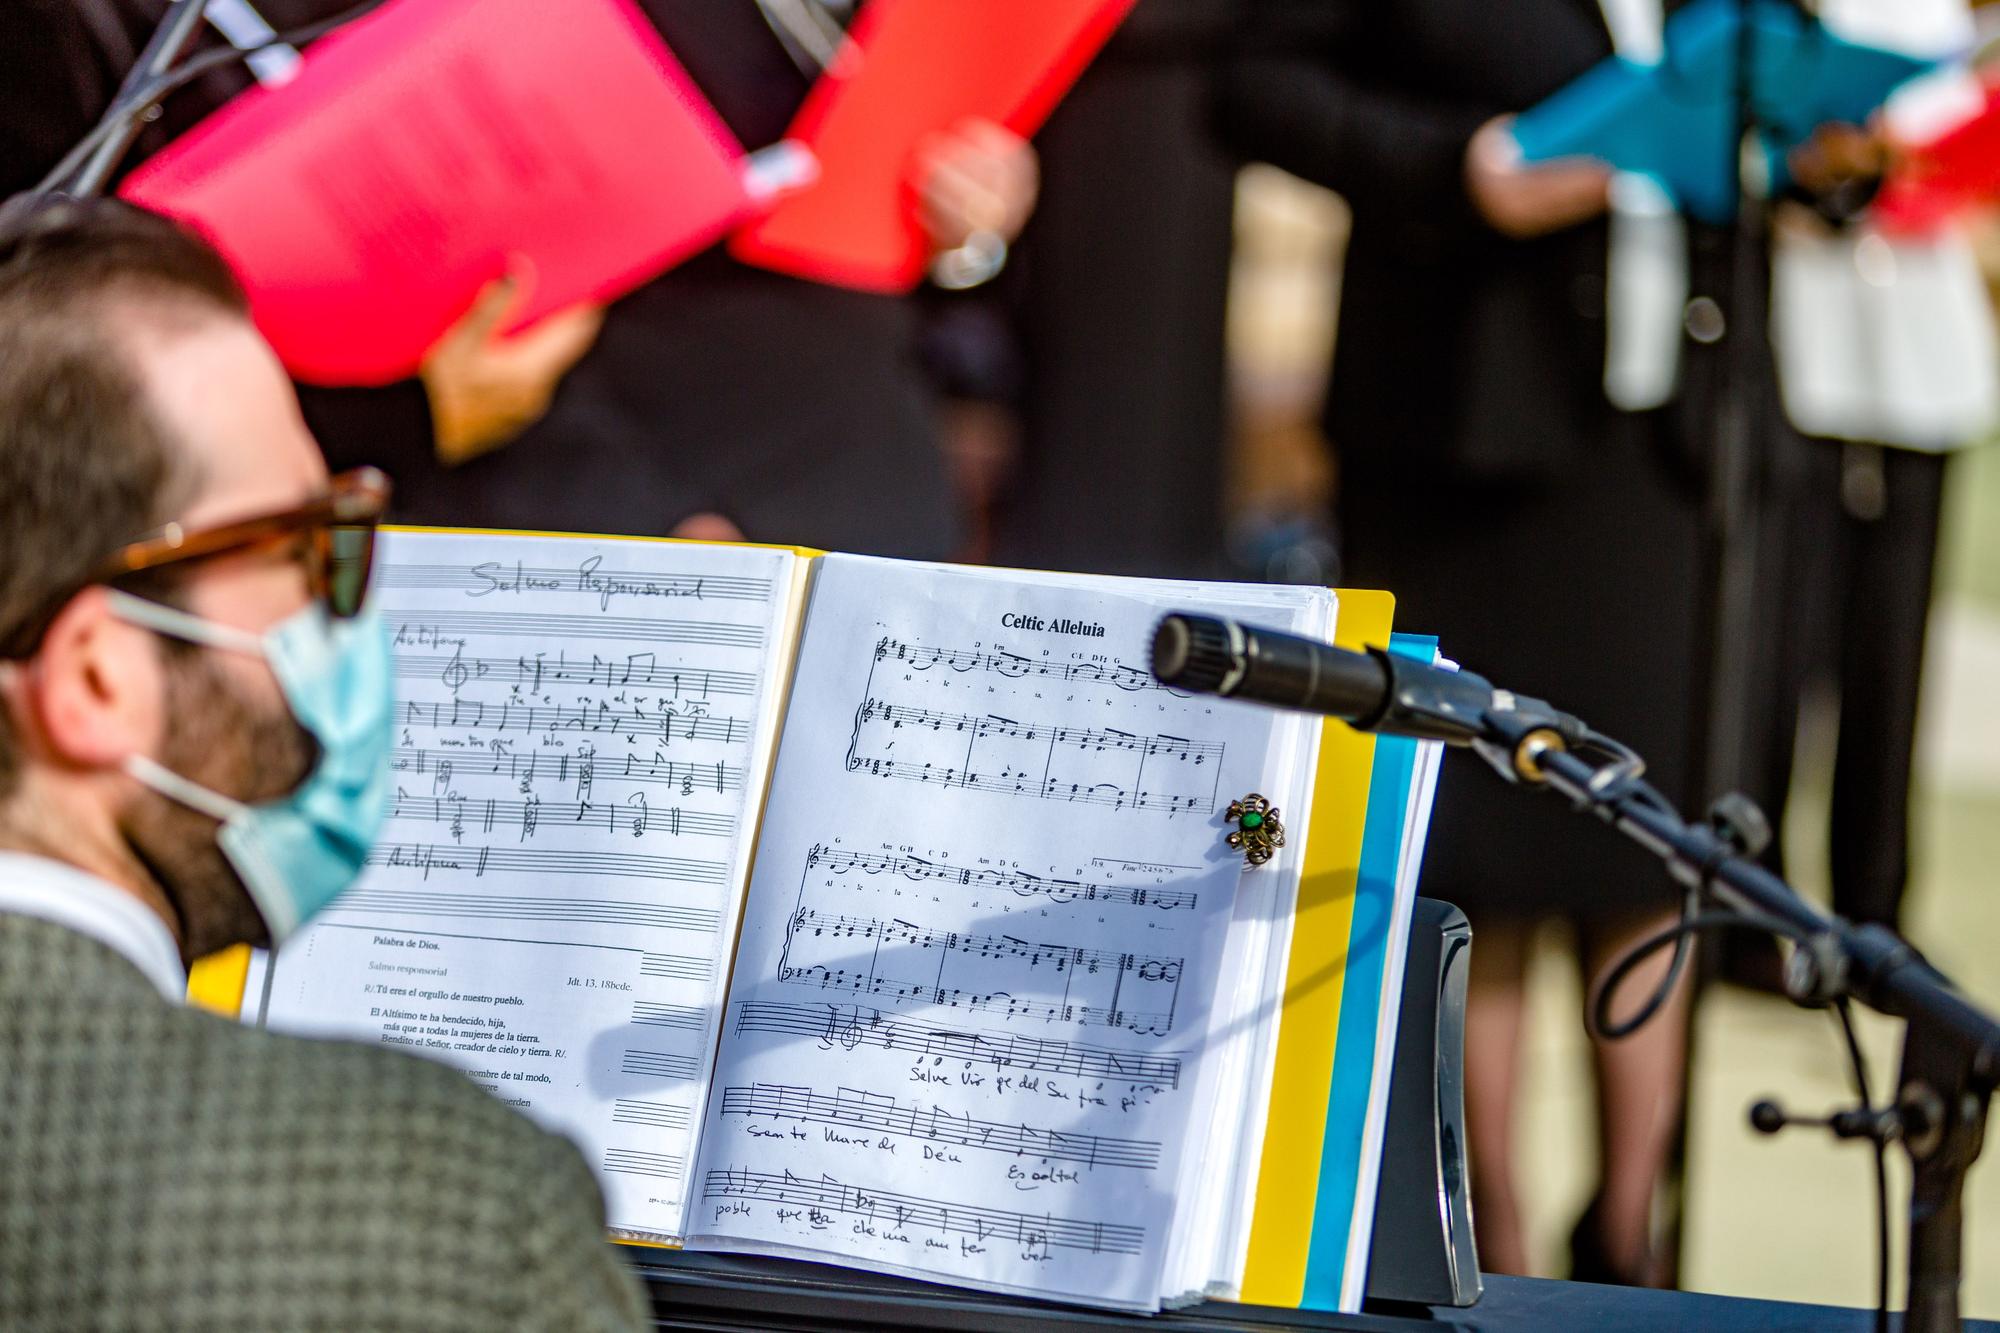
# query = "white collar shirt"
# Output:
<box><xmin>0</xmin><ymin>851</ymin><xmax>187</xmax><ymax>1001</ymax></box>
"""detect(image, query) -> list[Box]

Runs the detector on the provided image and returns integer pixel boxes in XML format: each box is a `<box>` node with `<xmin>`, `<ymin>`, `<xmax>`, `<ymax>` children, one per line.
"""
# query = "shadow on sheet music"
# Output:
<box><xmin>579</xmin><ymin>851</ymin><xmax>1380</xmax><ymax>1168</ymax></box>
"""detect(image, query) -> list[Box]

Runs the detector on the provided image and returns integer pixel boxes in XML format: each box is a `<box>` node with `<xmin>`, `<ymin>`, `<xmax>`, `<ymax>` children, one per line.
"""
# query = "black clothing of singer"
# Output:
<box><xmin>0</xmin><ymin>0</ymin><xmax>956</xmax><ymax>558</ymax></box>
<box><xmin>1216</xmin><ymin>0</ymin><xmax>1708</xmax><ymax>925</ymax></box>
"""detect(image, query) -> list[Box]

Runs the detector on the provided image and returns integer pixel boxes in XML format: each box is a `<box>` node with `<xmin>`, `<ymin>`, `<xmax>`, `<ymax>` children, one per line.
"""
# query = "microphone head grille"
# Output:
<box><xmin>1151</xmin><ymin>614</ymin><xmax>1233</xmax><ymax>694</ymax></box>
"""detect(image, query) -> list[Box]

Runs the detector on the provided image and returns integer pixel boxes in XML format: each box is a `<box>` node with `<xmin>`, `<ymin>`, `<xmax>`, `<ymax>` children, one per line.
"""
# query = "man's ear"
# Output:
<box><xmin>17</xmin><ymin>587</ymin><xmax>166</xmax><ymax>772</ymax></box>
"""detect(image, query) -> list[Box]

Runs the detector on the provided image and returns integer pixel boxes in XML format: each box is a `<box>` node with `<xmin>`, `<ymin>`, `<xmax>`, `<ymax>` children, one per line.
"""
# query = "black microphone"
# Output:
<box><xmin>1149</xmin><ymin>612</ymin><xmax>1588</xmax><ymax>749</ymax></box>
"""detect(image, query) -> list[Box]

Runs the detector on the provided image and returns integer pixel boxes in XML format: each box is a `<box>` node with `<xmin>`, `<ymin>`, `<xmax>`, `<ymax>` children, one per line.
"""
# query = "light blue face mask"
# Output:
<box><xmin>107</xmin><ymin>590</ymin><xmax>393</xmax><ymax>944</ymax></box>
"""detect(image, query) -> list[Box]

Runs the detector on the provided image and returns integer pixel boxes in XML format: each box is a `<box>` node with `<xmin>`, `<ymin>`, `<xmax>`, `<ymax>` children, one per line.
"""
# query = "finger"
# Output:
<box><xmin>936</xmin><ymin>134</ymin><xmax>1019</xmax><ymax>204</ymax></box>
<box><xmin>924</xmin><ymin>156</ymin><xmax>1010</xmax><ymax>233</ymax></box>
<box><xmin>670</xmin><ymin>512</ymin><xmax>746</xmax><ymax>542</ymax></box>
<box><xmin>446</xmin><ymin>256</ymin><xmax>537</xmax><ymax>349</ymax></box>
<box><xmin>952</xmin><ymin>117</ymin><xmax>1026</xmax><ymax>161</ymax></box>
<box><xmin>497</xmin><ymin>303</ymin><xmax>605</xmax><ymax>378</ymax></box>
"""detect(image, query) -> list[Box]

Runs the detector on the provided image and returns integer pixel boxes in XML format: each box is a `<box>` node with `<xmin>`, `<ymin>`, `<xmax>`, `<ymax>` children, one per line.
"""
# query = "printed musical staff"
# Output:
<box><xmin>632</xmin><ymin>1000</ymin><xmax>708</xmax><ymax>1032</ymax></box>
<box><xmin>391</xmin><ymin>748</ymin><xmax>747</xmax><ymax>799</ymax></box>
<box><xmin>730</xmin><ymin>1002</ymin><xmax>1183</xmax><ymax>1088</ymax></box>
<box><xmin>327</xmin><ymin>885</ymin><xmax>722</xmax><ymax>933</ymax></box>
<box><xmin>363</xmin><ymin>842</ymin><xmax>730</xmax><ymax>892</ymax></box>
<box><xmin>603</xmin><ymin>1148</ymin><xmax>685</xmax><ymax>1181</ymax></box>
<box><xmin>872</xmin><ymin>635</ymin><xmax>1184</xmax><ymax>694</ymax></box>
<box><xmin>720</xmin><ymin>1082</ymin><xmax>1163</xmax><ymax>1170</ymax></box>
<box><xmin>385</xmin><ymin>607</ymin><xmax>766</xmax><ymax>649</ymax></box>
<box><xmin>389</xmin><ymin>789</ymin><xmax>730</xmax><ymax>842</ymax></box>
<box><xmin>396</xmin><ymin>651</ymin><xmax>759</xmax><ymax>699</ymax></box>
<box><xmin>851</xmin><ymin>699</ymin><xmax>1222</xmax><ymax>764</ymax></box>
<box><xmin>641</xmin><ymin>952</ymin><xmax>716</xmax><ymax>983</ymax></box>
<box><xmin>622</xmin><ymin>1048</ymin><xmax>701</xmax><ymax>1081</ymax></box>
<box><xmin>846</xmin><ymin>698</ymin><xmax>1221</xmax><ymax>816</ymax></box>
<box><xmin>842</xmin><ymin>759</ymin><xmax>1208</xmax><ymax>813</ymax></box>
<box><xmin>776</xmin><ymin>907</ymin><xmax>1183</xmax><ymax>1035</ymax></box>
<box><xmin>611</xmin><ymin>1098</ymin><xmax>692</xmax><ymax>1131</ymax></box>
<box><xmin>701</xmin><ymin>1168</ymin><xmax>1147</xmax><ymax>1257</ymax></box>
<box><xmin>804</xmin><ymin>844</ymin><xmax>1196</xmax><ymax>912</ymax></box>
<box><xmin>393</xmin><ymin>694</ymin><xmax>745</xmax><ymax>748</ymax></box>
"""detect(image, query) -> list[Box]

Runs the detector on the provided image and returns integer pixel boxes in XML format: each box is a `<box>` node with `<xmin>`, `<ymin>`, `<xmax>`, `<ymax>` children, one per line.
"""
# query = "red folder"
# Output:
<box><xmin>730</xmin><ymin>0</ymin><xmax>1136</xmax><ymax>294</ymax></box>
<box><xmin>1875</xmin><ymin>75</ymin><xmax>2000</xmax><ymax>235</ymax></box>
<box><xmin>121</xmin><ymin>0</ymin><xmax>750</xmax><ymax>385</ymax></box>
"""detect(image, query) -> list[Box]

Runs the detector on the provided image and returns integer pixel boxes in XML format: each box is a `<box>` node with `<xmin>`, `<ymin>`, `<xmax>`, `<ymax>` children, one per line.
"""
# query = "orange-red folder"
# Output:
<box><xmin>122</xmin><ymin>0</ymin><xmax>750</xmax><ymax>385</ymax></box>
<box><xmin>730</xmin><ymin>0</ymin><xmax>1135</xmax><ymax>294</ymax></box>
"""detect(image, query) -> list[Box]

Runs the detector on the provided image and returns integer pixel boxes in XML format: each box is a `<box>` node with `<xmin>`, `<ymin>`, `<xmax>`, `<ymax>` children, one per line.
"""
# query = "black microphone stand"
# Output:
<box><xmin>1464</xmin><ymin>703</ymin><xmax>1997</xmax><ymax>1333</ymax></box>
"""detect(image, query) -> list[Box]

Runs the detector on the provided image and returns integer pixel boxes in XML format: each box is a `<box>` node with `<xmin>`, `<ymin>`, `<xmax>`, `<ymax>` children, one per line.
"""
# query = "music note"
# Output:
<box><xmin>701</xmin><ymin>1168</ymin><xmax>1145</xmax><ymax>1256</ymax></box>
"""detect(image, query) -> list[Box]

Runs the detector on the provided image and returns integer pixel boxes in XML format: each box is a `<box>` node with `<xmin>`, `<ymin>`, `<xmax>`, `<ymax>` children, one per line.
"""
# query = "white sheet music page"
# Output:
<box><xmin>685</xmin><ymin>555</ymin><xmax>1327</xmax><ymax>1309</ymax></box>
<box><xmin>254</xmin><ymin>530</ymin><xmax>802</xmax><ymax>1241</ymax></box>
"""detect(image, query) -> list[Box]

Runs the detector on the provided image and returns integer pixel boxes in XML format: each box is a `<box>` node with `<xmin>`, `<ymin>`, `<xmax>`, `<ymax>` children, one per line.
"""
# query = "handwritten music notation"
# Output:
<box><xmin>701</xmin><ymin>1168</ymin><xmax>1147</xmax><ymax>1257</ymax></box>
<box><xmin>731</xmin><ymin>1001</ymin><xmax>1183</xmax><ymax>1088</ymax></box>
<box><xmin>263</xmin><ymin>535</ymin><xmax>808</xmax><ymax>1243</ymax></box>
<box><xmin>376</xmin><ymin>558</ymin><xmax>771</xmax><ymax>608</ymax></box>
<box><xmin>391</xmin><ymin>749</ymin><xmax>746</xmax><ymax>800</ymax></box>
<box><xmin>396</xmin><ymin>695</ymin><xmax>743</xmax><ymax>748</ymax></box>
<box><xmin>603</xmin><ymin>1148</ymin><xmax>685</xmax><ymax>1182</ymax></box>
<box><xmin>389</xmin><ymin>788</ymin><xmax>731</xmax><ymax>843</ymax></box>
<box><xmin>720</xmin><ymin>1082</ymin><xmax>1164</xmax><ymax>1171</ymax></box>
<box><xmin>845</xmin><ymin>698</ymin><xmax>1220</xmax><ymax>816</ymax></box>
<box><xmin>776</xmin><ymin>907</ymin><xmax>1183</xmax><ymax>1035</ymax></box>
<box><xmin>327</xmin><ymin>885</ymin><xmax>723</xmax><ymax>933</ymax></box>
<box><xmin>872</xmin><ymin>636</ymin><xmax>1184</xmax><ymax>695</ymax></box>
<box><xmin>804</xmin><ymin>844</ymin><xmax>1197</xmax><ymax>912</ymax></box>
<box><xmin>363</xmin><ymin>842</ymin><xmax>731</xmax><ymax>892</ymax></box>
<box><xmin>386</xmin><ymin>607</ymin><xmax>767</xmax><ymax>650</ymax></box>
<box><xmin>398</xmin><ymin>650</ymin><xmax>759</xmax><ymax>700</ymax></box>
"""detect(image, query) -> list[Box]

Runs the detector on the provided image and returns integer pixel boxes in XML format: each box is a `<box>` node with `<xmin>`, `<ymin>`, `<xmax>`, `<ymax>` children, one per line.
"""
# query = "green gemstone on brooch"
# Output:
<box><xmin>1223</xmin><ymin>793</ymin><xmax>1285</xmax><ymax>868</ymax></box>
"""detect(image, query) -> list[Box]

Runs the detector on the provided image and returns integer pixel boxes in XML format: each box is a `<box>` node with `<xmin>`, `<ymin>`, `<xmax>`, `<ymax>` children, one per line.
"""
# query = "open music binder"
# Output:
<box><xmin>186</xmin><ymin>529</ymin><xmax>1443</xmax><ymax>1315</ymax></box>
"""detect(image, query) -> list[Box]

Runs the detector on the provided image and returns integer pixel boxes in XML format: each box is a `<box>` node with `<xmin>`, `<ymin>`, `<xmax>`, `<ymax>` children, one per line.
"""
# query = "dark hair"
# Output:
<box><xmin>0</xmin><ymin>195</ymin><xmax>251</xmax><ymax>795</ymax></box>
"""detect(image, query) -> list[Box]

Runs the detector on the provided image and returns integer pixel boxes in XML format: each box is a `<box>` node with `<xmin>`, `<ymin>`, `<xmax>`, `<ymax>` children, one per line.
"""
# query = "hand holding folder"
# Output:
<box><xmin>1511</xmin><ymin>0</ymin><xmax>1933</xmax><ymax>224</ymax></box>
<box><xmin>122</xmin><ymin>0</ymin><xmax>752</xmax><ymax>386</ymax></box>
<box><xmin>731</xmin><ymin>0</ymin><xmax>1135</xmax><ymax>293</ymax></box>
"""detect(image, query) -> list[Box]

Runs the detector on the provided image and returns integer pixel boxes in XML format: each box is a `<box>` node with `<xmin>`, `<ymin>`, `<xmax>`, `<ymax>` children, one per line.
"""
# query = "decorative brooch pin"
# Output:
<box><xmin>1224</xmin><ymin>793</ymin><xmax>1285</xmax><ymax>867</ymax></box>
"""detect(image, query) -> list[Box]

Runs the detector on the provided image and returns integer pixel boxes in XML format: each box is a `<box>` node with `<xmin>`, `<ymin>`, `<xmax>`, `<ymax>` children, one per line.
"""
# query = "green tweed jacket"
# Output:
<box><xmin>0</xmin><ymin>913</ymin><xmax>650</xmax><ymax>1330</ymax></box>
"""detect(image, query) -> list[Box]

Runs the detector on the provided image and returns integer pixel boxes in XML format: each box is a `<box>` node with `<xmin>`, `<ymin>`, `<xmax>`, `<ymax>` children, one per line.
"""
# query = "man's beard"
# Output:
<box><xmin>121</xmin><ymin>643</ymin><xmax>317</xmax><ymax>963</ymax></box>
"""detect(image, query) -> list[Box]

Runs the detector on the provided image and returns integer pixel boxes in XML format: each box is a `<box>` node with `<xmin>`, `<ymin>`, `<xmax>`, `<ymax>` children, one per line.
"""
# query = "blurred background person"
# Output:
<box><xmin>1734</xmin><ymin>1</ymin><xmax>1999</xmax><ymax>987</ymax></box>
<box><xmin>3</xmin><ymin>0</ymin><xmax>1040</xmax><ymax>555</ymax></box>
<box><xmin>970</xmin><ymin>0</ymin><xmax>1242</xmax><ymax>580</ymax></box>
<box><xmin>0</xmin><ymin>0</ymin><xmax>609</xmax><ymax>523</ymax></box>
<box><xmin>441</xmin><ymin>0</ymin><xmax>1037</xmax><ymax>555</ymax></box>
<box><xmin>1216</xmin><ymin>0</ymin><xmax>1708</xmax><ymax>1287</ymax></box>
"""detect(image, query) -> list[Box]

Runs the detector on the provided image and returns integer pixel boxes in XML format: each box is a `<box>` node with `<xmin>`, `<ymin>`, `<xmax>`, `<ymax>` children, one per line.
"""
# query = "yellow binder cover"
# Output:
<box><xmin>1238</xmin><ymin>587</ymin><xmax>1394</xmax><ymax>1306</ymax></box>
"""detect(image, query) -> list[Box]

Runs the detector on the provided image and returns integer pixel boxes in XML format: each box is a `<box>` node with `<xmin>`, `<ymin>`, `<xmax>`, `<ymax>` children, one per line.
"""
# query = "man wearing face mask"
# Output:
<box><xmin>0</xmin><ymin>197</ymin><xmax>647</xmax><ymax>1330</ymax></box>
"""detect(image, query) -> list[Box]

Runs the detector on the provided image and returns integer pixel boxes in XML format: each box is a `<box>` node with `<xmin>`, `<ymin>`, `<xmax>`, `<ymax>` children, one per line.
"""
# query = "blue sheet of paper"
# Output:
<box><xmin>1511</xmin><ymin>0</ymin><xmax>1933</xmax><ymax>223</ymax></box>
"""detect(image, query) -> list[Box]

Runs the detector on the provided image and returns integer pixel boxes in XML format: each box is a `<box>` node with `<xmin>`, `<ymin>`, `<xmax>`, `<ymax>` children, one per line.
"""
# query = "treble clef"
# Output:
<box><xmin>440</xmin><ymin>643</ymin><xmax>470</xmax><ymax>692</ymax></box>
